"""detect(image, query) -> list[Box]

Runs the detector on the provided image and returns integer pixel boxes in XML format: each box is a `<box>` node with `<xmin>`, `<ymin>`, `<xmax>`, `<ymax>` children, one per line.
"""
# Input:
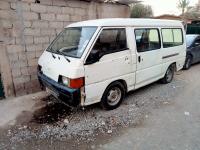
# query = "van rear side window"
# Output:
<box><xmin>162</xmin><ymin>28</ymin><xmax>183</xmax><ymax>48</ymax></box>
<box><xmin>135</xmin><ymin>29</ymin><xmax>161</xmax><ymax>52</ymax></box>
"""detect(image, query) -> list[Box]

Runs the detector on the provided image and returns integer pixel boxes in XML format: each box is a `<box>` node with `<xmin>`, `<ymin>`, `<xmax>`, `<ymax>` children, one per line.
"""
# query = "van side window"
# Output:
<box><xmin>173</xmin><ymin>29</ymin><xmax>183</xmax><ymax>46</ymax></box>
<box><xmin>135</xmin><ymin>29</ymin><xmax>161</xmax><ymax>52</ymax></box>
<box><xmin>162</xmin><ymin>28</ymin><xmax>183</xmax><ymax>48</ymax></box>
<box><xmin>92</xmin><ymin>28</ymin><xmax>127</xmax><ymax>55</ymax></box>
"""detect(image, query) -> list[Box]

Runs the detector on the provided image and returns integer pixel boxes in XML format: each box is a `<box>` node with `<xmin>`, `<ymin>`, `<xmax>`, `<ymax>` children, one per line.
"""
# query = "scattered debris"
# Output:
<box><xmin>91</xmin><ymin>145</ymin><xmax>96</xmax><ymax>149</ymax></box>
<box><xmin>1</xmin><ymin>79</ymin><xmax>185</xmax><ymax>149</ymax></box>
<box><xmin>163</xmin><ymin>101</ymin><xmax>169</xmax><ymax>105</ymax></box>
<box><xmin>7</xmin><ymin>130</ymin><xmax>11</xmax><ymax>135</ymax></box>
<box><xmin>184</xmin><ymin>112</ymin><xmax>190</xmax><ymax>116</ymax></box>
<box><xmin>107</xmin><ymin>130</ymin><xmax>112</xmax><ymax>134</ymax></box>
<box><xmin>101</xmin><ymin>121</ymin><xmax>106</xmax><ymax>125</ymax></box>
<box><xmin>63</xmin><ymin>119</ymin><xmax>69</xmax><ymax>124</ymax></box>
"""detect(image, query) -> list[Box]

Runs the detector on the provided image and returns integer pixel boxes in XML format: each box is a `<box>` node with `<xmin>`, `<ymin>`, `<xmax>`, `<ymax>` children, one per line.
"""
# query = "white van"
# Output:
<box><xmin>38</xmin><ymin>18</ymin><xmax>186</xmax><ymax>110</ymax></box>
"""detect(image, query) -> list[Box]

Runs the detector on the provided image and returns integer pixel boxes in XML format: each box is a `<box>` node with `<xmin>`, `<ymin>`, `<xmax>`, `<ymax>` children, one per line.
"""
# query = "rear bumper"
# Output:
<box><xmin>38</xmin><ymin>72</ymin><xmax>80</xmax><ymax>107</ymax></box>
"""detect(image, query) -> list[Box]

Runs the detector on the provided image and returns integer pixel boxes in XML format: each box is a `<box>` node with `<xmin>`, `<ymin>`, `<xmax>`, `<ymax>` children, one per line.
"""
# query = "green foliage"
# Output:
<box><xmin>130</xmin><ymin>3</ymin><xmax>153</xmax><ymax>18</ymax></box>
<box><xmin>177</xmin><ymin>0</ymin><xmax>190</xmax><ymax>15</ymax></box>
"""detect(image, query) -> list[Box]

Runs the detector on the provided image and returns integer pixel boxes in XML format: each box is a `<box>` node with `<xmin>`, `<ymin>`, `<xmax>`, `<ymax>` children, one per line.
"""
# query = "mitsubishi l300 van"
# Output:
<box><xmin>38</xmin><ymin>18</ymin><xmax>186</xmax><ymax>110</ymax></box>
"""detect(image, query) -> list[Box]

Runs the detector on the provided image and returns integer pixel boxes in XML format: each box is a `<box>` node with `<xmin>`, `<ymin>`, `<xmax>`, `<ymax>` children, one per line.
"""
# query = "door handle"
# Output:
<box><xmin>138</xmin><ymin>56</ymin><xmax>141</xmax><ymax>63</ymax></box>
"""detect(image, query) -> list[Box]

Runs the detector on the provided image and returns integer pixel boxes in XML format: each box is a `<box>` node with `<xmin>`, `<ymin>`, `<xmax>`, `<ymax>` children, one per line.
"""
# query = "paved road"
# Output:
<box><xmin>100</xmin><ymin>65</ymin><xmax>200</xmax><ymax>150</ymax></box>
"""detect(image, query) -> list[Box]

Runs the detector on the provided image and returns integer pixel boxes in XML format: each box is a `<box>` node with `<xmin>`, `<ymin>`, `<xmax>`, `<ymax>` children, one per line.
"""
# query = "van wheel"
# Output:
<box><xmin>101</xmin><ymin>82</ymin><xmax>125</xmax><ymax>110</ymax></box>
<box><xmin>183</xmin><ymin>55</ymin><xmax>192</xmax><ymax>70</ymax></box>
<box><xmin>161</xmin><ymin>65</ymin><xmax>175</xmax><ymax>84</ymax></box>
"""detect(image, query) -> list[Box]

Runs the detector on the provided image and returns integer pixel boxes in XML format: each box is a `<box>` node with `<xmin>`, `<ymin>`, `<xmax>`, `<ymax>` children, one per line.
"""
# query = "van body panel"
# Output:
<box><xmin>133</xmin><ymin>27</ymin><xmax>162</xmax><ymax>89</ymax></box>
<box><xmin>38</xmin><ymin>51</ymin><xmax>84</xmax><ymax>81</ymax></box>
<box><xmin>136</xmin><ymin>50</ymin><xmax>163</xmax><ymax>86</ymax></box>
<box><xmin>84</xmin><ymin>73</ymin><xmax>135</xmax><ymax>106</ymax></box>
<box><xmin>84</xmin><ymin>50</ymin><xmax>133</xmax><ymax>85</ymax></box>
<box><xmin>83</xmin><ymin>27</ymin><xmax>137</xmax><ymax>105</ymax></box>
<box><xmin>68</xmin><ymin>18</ymin><xmax>183</xmax><ymax>28</ymax></box>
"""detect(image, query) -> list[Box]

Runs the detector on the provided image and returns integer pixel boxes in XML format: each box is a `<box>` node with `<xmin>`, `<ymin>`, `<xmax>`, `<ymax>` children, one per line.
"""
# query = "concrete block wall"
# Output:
<box><xmin>0</xmin><ymin>0</ymin><xmax>130</xmax><ymax>97</ymax></box>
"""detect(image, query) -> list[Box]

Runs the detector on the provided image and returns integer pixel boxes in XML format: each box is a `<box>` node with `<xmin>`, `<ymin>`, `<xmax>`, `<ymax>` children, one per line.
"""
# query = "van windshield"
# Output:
<box><xmin>47</xmin><ymin>27</ymin><xmax>97</xmax><ymax>58</ymax></box>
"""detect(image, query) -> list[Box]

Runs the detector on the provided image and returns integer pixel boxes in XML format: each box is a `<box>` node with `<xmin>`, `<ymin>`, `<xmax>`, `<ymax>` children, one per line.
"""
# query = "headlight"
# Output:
<box><xmin>61</xmin><ymin>76</ymin><xmax>84</xmax><ymax>89</ymax></box>
<box><xmin>62</xmin><ymin>76</ymin><xmax>70</xmax><ymax>86</ymax></box>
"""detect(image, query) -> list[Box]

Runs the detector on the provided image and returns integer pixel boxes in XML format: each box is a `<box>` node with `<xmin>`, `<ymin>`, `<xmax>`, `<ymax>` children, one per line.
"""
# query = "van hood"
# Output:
<box><xmin>38</xmin><ymin>51</ymin><xmax>84</xmax><ymax>82</ymax></box>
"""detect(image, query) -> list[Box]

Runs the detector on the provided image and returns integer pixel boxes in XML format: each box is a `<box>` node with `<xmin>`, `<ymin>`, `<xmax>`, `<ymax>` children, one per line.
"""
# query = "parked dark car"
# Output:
<box><xmin>184</xmin><ymin>34</ymin><xmax>200</xmax><ymax>69</ymax></box>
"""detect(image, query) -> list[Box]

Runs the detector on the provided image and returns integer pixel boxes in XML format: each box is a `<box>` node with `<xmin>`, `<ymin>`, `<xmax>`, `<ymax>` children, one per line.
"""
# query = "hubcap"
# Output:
<box><xmin>166</xmin><ymin>68</ymin><xmax>173</xmax><ymax>82</ymax></box>
<box><xmin>107</xmin><ymin>87</ymin><xmax>122</xmax><ymax>106</ymax></box>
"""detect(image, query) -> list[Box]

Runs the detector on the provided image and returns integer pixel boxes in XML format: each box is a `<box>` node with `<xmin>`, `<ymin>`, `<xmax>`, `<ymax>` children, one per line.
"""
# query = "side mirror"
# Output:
<box><xmin>86</xmin><ymin>50</ymin><xmax>100</xmax><ymax>65</ymax></box>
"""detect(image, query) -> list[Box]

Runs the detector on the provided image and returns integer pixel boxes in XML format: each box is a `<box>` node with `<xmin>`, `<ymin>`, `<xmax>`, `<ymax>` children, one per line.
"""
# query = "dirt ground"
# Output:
<box><xmin>0</xmin><ymin>64</ymin><xmax>200</xmax><ymax>150</ymax></box>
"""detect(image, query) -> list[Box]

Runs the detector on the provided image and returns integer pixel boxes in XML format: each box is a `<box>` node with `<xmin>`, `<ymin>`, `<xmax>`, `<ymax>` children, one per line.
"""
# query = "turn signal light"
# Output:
<box><xmin>69</xmin><ymin>77</ymin><xmax>84</xmax><ymax>89</ymax></box>
<box><xmin>61</xmin><ymin>76</ymin><xmax>84</xmax><ymax>89</ymax></box>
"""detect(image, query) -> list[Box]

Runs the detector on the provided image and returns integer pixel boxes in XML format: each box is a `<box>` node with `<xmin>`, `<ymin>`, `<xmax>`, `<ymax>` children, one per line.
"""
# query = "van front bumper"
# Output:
<box><xmin>38</xmin><ymin>72</ymin><xmax>80</xmax><ymax>107</ymax></box>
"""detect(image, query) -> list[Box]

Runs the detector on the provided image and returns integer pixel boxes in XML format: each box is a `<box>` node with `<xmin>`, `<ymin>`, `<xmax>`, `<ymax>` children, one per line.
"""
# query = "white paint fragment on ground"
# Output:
<box><xmin>184</xmin><ymin>112</ymin><xmax>190</xmax><ymax>116</ymax></box>
<box><xmin>107</xmin><ymin>130</ymin><xmax>112</xmax><ymax>134</ymax></box>
<box><xmin>64</xmin><ymin>119</ymin><xmax>69</xmax><ymax>124</ymax></box>
<box><xmin>163</xmin><ymin>101</ymin><xmax>169</xmax><ymax>105</ymax></box>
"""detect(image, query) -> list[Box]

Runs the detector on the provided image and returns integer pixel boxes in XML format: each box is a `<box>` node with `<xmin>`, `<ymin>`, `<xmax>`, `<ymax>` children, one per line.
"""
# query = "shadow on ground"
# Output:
<box><xmin>30</xmin><ymin>82</ymin><xmax>162</xmax><ymax>125</ymax></box>
<box><xmin>30</xmin><ymin>96</ymin><xmax>72</xmax><ymax>124</ymax></box>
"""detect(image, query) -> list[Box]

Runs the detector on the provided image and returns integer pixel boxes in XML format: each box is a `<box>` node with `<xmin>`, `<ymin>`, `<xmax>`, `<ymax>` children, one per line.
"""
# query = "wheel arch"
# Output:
<box><xmin>100</xmin><ymin>79</ymin><xmax>127</xmax><ymax>110</ymax></box>
<box><xmin>104</xmin><ymin>79</ymin><xmax>128</xmax><ymax>95</ymax></box>
<box><xmin>171</xmin><ymin>62</ymin><xmax>177</xmax><ymax>71</ymax></box>
<box><xmin>115</xmin><ymin>79</ymin><xmax>128</xmax><ymax>93</ymax></box>
<box><xmin>162</xmin><ymin>62</ymin><xmax>177</xmax><ymax>77</ymax></box>
<box><xmin>186</xmin><ymin>51</ymin><xmax>193</xmax><ymax>58</ymax></box>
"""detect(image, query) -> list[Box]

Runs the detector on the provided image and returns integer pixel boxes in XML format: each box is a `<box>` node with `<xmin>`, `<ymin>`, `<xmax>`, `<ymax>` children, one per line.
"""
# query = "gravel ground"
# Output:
<box><xmin>0</xmin><ymin>73</ymin><xmax>186</xmax><ymax>150</ymax></box>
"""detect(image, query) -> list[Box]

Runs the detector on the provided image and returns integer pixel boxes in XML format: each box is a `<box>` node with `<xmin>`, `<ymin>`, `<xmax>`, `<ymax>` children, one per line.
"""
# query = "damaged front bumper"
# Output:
<box><xmin>38</xmin><ymin>72</ymin><xmax>81</xmax><ymax>107</ymax></box>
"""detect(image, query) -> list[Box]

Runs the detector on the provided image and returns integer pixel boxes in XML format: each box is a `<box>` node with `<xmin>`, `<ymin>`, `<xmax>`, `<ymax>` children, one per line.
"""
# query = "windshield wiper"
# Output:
<box><xmin>48</xmin><ymin>47</ymin><xmax>56</xmax><ymax>59</ymax></box>
<box><xmin>56</xmin><ymin>50</ymin><xmax>71</xmax><ymax>63</ymax></box>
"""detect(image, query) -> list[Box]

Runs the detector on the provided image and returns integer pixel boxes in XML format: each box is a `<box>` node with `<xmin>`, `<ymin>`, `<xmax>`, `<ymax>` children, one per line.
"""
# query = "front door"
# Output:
<box><xmin>84</xmin><ymin>28</ymin><xmax>133</xmax><ymax>105</ymax></box>
<box><xmin>135</xmin><ymin>28</ymin><xmax>162</xmax><ymax>88</ymax></box>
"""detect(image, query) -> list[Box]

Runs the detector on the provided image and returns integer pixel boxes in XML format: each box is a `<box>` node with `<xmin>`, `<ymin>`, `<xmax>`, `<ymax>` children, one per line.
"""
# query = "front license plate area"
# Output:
<box><xmin>46</xmin><ymin>87</ymin><xmax>59</xmax><ymax>98</ymax></box>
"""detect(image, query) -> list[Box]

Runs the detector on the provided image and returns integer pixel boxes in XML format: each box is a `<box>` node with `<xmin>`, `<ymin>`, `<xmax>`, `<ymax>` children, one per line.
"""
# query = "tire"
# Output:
<box><xmin>101</xmin><ymin>81</ymin><xmax>125</xmax><ymax>110</ymax></box>
<box><xmin>183</xmin><ymin>55</ymin><xmax>192</xmax><ymax>70</ymax></box>
<box><xmin>161</xmin><ymin>64</ymin><xmax>175</xmax><ymax>84</ymax></box>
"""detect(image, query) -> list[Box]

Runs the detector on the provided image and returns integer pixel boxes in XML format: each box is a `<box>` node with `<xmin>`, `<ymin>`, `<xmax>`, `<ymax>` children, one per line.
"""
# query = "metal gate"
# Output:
<box><xmin>187</xmin><ymin>24</ymin><xmax>200</xmax><ymax>34</ymax></box>
<box><xmin>0</xmin><ymin>74</ymin><xmax>4</xmax><ymax>99</ymax></box>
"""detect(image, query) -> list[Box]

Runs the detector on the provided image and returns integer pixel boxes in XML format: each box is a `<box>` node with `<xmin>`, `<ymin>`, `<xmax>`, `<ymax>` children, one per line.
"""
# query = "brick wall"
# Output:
<box><xmin>0</xmin><ymin>0</ymin><xmax>130</xmax><ymax>97</ymax></box>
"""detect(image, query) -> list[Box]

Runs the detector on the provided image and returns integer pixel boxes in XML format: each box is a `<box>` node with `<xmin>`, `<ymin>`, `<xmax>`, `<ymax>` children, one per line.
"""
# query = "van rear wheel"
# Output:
<box><xmin>161</xmin><ymin>65</ymin><xmax>175</xmax><ymax>84</ymax></box>
<box><xmin>101</xmin><ymin>82</ymin><xmax>125</xmax><ymax>110</ymax></box>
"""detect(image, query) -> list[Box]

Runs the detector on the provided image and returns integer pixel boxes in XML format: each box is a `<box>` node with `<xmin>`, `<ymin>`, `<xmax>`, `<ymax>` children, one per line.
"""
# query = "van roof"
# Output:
<box><xmin>67</xmin><ymin>18</ymin><xmax>183</xmax><ymax>28</ymax></box>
